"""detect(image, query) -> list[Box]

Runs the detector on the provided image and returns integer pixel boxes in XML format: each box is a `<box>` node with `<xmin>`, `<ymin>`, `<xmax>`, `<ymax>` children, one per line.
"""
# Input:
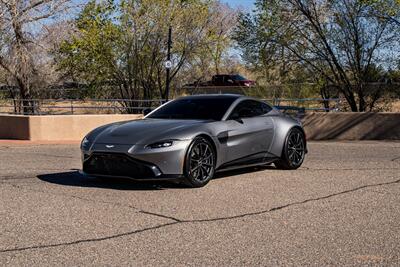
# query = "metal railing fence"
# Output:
<box><xmin>0</xmin><ymin>99</ymin><xmax>166</xmax><ymax>115</ymax></box>
<box><xmin>0</xmin><ymin>98</ymin><xmax>340</xmax><ymax>115</ymax></box>
<box><xmin>264</xmin><ymin>98</ymin><xmax>340</xmax><ymax>112</ymax></box>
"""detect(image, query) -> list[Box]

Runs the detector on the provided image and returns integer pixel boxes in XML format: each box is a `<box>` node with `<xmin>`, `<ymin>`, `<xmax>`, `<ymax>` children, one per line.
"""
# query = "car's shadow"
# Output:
<box><xmin>37</xmin><ymin>165</ymin><xmax>275</xmax><ymax>191</ymax></box>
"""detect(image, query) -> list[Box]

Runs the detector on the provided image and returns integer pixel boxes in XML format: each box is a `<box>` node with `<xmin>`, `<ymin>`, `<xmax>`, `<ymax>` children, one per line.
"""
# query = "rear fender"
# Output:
<box><xmin>269</xmin><ymin>116</ymin><xmax>304</xmax><ymax>157</ymax></box>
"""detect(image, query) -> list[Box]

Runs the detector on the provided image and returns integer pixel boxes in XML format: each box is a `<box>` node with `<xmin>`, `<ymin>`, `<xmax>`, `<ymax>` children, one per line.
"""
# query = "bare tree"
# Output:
<box><xmin>288</xmin><ymin>0</ymin><xmax>400</xmax><ymax>111</ymax></box>
<box><xmin>235</xmin><ymin>0</ymin><xmax>400</xmax><ymax>111</ymax></box>
<box><xmin>178</xmin><ymin>2</ymin><xmax>240</xmax><ymax>88</ymax></box>
<box><xmin>206</xmin><ymin>2</ymin><xmax>238</xmax><ymax>75</ymax></box>
<box><xmin>0</xmin><ymin>0</ymin><xmax>73</xmax><ymax>113</ymax></box>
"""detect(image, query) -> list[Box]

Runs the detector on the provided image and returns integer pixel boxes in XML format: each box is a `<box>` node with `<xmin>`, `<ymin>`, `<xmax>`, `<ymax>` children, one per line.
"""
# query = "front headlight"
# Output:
<box><xmin>147</xmin><ymin>141</ymin><xmax>174</xmax><ymax>149</ymax></box>
<box><xmin>81</xmin><ymin>136</ymin><xmax>91</xmax><ymax>150</ymax></box>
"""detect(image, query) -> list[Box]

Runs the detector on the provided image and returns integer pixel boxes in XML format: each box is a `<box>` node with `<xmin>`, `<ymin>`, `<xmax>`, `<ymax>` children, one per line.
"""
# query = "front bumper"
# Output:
<box><xmin>82</xmin><ymin>140</ymin><xmax>191</xmax><ymax>175</ymax></box>
<box><xmin>82</xmin><ymin>152</ymin><xmax>183</xmax><ymax>180</ymax></box>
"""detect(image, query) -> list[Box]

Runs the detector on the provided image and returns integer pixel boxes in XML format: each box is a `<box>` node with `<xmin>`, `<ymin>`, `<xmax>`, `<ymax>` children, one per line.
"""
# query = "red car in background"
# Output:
<box><xmin>185</xmin><ymin>74</ymin><xmax>256</xmax><ymax>87</ymax></box>
<box><xmin>211</xmin><ymin>74</ymin><xmax>256</xmax><ymax>87</ymax></box>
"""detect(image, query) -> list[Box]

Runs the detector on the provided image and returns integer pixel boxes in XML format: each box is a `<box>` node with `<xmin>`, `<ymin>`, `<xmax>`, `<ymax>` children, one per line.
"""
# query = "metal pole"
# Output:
<box><xmin>165</xmin><ymin>26</ymin><xmax>172</xmax><ymax>102</ymax></box>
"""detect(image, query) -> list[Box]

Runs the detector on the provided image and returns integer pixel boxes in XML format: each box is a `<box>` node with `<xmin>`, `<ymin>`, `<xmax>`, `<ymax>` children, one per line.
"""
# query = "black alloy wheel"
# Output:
<box><xmin>183</xmin><ymin>137</ymin><xmax>216</xmax><ymax>188</ymax></box>
<box><xmin>275</xmin><ymin>128</ymin><xmax>306</xmax><ymax>170</ymax></box>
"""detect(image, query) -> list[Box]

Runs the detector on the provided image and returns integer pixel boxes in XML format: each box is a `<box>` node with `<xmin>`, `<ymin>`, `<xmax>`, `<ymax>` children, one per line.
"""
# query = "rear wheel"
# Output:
<box><xmin>183</xmin><ymin>137</ymin><xmax>216</xmax><ymax>188</ymax></box>
<box><xmin>275</xmin><ymin>128</ymin><xmax>306</xmax><ymax>170</ymax></box>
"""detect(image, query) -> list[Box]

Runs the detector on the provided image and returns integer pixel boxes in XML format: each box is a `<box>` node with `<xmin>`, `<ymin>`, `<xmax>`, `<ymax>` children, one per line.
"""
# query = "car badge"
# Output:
<box><xmin>105</xmin><ymin>145</ymin><xmax>115</xmax><ymax>149</ymax></box>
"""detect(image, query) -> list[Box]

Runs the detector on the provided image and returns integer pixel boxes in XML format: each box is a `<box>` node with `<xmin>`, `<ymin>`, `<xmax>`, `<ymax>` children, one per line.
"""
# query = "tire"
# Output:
<box><xmin>275</xmin><ymin>128</ymin><xmax>306</xmax><ymax>170</ymax></box>
<box><xmin>183</xmin><ymin>137</ymin><xmax>216</xmax><ymax>188</ymax></box>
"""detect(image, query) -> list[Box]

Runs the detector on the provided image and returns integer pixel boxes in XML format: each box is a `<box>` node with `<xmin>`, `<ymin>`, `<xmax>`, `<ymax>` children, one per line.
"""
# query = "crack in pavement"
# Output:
<box><xmin>0</xmin><ymin>222</ymin><xmax>180</xmax><ymax>253</ymax></box>
<box><xmin>2</xmin><ymin>183</ymin><xmax>180</xmax><ymax>223</ymax></box>
<box><xmin>138</xmin><ymin>210</ymin><xmax>183</xmax><ymax>222</ymax></box>
<box><xmin>182</xmin><ymin>178</ymin><xmax>400</xmax><ymax>223</ymax></box>
<box><xmin>391</xmin><ymin>156</ymin><xmax>400</xmax><ymax>162</ymax></box>
<box><xmin>2</xmin><ymin>183</ymin><xmax>141</xmax><ymax>212</ymax></box>
<box><xmin>1</xmin><ymin>178</ymin><xmax>399</xmax><ymax>254</ymax></box>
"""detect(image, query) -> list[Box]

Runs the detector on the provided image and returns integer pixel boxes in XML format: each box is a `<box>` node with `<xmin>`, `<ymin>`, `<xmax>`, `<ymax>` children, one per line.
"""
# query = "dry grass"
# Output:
<box><xmin>391</xmin><ymin>100</ymin><xmax>400</xmax><ymax>112</ymax></box>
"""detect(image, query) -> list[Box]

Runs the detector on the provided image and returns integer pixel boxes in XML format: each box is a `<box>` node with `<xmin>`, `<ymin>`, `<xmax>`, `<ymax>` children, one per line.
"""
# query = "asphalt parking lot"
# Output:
<box><xmin>0</xmin><ymin>141</ymin><xmax>399</xmax><ymax>266</ymax></box>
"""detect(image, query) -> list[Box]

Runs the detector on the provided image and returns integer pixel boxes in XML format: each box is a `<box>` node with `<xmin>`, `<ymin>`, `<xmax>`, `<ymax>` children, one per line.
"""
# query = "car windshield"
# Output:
<box><xmin>147</xmin><ymin>97</ymin><xmax>236</xmax><ymax>120</ymax></box>
<box><xmin>232</xmin><ymin>75</ymin><xmax>247</xmax><ymax>81</ymax></box>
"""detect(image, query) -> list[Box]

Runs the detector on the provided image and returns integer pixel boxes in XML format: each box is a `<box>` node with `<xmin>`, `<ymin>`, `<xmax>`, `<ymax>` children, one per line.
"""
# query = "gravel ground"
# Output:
<box><xmin>0</xmin><ymin>141</ymin><xmax>399</xmax><ymax>266</ymax></box>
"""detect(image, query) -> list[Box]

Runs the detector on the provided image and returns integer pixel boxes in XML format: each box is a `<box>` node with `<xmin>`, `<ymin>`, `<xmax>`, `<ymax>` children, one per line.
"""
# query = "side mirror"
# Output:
<box><xmin>229</xmin><ymin>112</ymin><xmax>243</xmax><ymax>123</ymax></box>
<box><xmin>143</xmin><ymin>108</ymin><xmax>152</xmax><ymax>116</ymax></box>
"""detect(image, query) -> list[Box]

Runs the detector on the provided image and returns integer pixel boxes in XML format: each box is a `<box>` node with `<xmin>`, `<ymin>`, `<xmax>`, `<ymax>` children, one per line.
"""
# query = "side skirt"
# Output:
<box><xmin>216</xmin><ymin>156</ymin><xmax>279</xmax><ymax>173</ymax></box>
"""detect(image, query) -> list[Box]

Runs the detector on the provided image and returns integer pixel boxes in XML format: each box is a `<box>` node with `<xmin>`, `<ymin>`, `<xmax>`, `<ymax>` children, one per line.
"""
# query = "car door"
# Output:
<box><xmin>213</xmin><ymin>75</ymin><xmax>224</xmax><ymax>86</ymax></box>
<box><xmin>221</xmin><ymin>100</ymin><xmax>275</xmax><ymax>164</ymax></box>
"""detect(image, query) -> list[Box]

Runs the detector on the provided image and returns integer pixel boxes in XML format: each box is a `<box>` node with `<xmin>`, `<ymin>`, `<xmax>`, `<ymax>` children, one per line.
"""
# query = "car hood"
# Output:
<box><xmin>92</xmin><ymin>118</ymin><xmax>207</xmax><ymax>145</ymax></box>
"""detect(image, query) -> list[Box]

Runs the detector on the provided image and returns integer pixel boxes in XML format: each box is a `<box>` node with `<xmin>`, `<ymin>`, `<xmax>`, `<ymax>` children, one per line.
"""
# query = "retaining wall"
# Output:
<box><xmin>0</xmin><ymin>113</ymin><xmax>399</xmax><ymax>141</ymax></box>
<box><xmin>302</xmin><ymin>112</ymin><xmax>400</xmax><ymax>140</ymax></box>
<box><xmin>0</xmin><ymin>114</ymin><xmax>142</xmax><ymax>141</ymax></box>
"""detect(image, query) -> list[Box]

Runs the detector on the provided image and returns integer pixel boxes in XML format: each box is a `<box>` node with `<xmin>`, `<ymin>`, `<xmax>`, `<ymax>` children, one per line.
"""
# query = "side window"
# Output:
<box><xmin>214</xmin><ymin>75</ymin><xmax>223</xmax><ymax>83</ymax></box>
<box><xmin>261</xmin><ymin>102</ymin><xmax>272</xmax><ymax>114</ymax></box>
<box><xmin>229</xmin><ymin>100</ymin><xmax>267</xmax><ymax>119</ymax></box>
<box><xmin>225</xmin><ymin>75</ymin><xmax>234</xmax><ymax>84</ymax></box>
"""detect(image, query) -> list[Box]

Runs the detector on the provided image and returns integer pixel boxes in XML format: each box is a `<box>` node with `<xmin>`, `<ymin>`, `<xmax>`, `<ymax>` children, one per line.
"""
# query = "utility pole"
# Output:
<box><xmin>165</xmin><ymin>26</ymin><xmax>172</xmax><ymax>102</ymax></box>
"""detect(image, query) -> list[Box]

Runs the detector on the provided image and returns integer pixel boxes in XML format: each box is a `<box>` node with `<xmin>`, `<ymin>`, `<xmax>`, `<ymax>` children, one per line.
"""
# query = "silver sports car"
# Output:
<box><xmin>81</xmin><ymin>94</ymin><xmax>307</xmax><ymax>187</ymax></box>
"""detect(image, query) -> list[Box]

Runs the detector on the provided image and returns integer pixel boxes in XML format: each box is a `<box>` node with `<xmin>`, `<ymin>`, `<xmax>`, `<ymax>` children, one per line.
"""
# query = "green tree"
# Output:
<box><xmin>58</xmin><ymin>0</ymin><xmax>215</xmax><ymax>110</ymax></box>
<box><xmin>58</xmin><ymin>1</ymin><xmax>121</xmax><ymax>95</ymax></box>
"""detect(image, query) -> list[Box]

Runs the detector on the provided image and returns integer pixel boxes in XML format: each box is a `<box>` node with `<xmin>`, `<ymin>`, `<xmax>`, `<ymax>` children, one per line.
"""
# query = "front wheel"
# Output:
<box><xmin>183</xmin><ymin>137</ymin><xmax>216</xmax><ymax>188</ymax></box>
<box><xmin>275</xmin><ymin>128</ymin><xmax>306</xmax><ymax>170</ymax></box>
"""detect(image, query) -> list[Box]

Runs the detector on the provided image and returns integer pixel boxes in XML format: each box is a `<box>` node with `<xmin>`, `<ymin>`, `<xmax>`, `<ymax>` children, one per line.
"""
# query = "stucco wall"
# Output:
<box><xmin>302</xmin><ymin>112</ymin><xmax>400</xmax><ymax>140</ymax></box>
<box><xmin>0</xmin><ymin>114</ymin><xmax>141</xmax><ymax>141</ymax></box>
<box><xmin>0</xmin><ymin>113</ymin><xmax>399</xmax><ymax>141</ymax></box>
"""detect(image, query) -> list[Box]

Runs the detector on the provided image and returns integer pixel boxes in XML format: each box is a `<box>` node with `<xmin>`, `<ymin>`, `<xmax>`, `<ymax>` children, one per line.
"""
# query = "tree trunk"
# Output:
<box><xmin>358</xmin><ymin>91</ymin><xmax>366</xmax><ymax>112</ymax></box>
<box><xmin>319</xmin><ymin>86</ymin><xmax>331</xmax><ymax>112</ymax></box>
<box><xmin>343</xmin><ymin>90</ymin><xmax>359</xmax><ymax>112</ymax></box>
<box><xmin>15</xmin><ymin>77</ymin><xmax>35</xmax><ymax>114</ymax></box>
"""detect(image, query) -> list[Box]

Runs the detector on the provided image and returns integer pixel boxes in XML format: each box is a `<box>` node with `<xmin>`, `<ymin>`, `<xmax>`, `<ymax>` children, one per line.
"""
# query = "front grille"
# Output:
<box><xmin>83</xmin><ymin>153</ymin><xmax>156</xmax><ymax>179</ymax></box>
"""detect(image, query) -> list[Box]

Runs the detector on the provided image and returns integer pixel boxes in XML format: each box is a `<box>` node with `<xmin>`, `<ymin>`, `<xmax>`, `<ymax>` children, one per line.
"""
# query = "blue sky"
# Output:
<box><xmin>223</xmin><ymin>0</ymin><xmax>255</xmax><ymax>10</ymax></box>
